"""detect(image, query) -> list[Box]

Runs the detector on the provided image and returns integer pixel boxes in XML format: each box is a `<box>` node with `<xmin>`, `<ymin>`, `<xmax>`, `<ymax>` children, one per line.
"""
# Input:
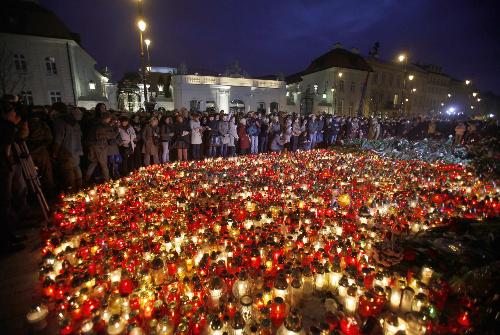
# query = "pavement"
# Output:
<box><xmin>0</xmin><ymin>210</ymin><xmax>57</xmax><ymax>335</ymax></box>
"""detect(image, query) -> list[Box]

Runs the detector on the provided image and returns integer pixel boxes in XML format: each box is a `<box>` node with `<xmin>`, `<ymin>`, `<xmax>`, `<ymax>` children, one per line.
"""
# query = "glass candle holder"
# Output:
<box><xmin>273</xmin><ymin>274</ymin><xmax>289</xmax><ymax>300</ymax></box>
<box><xmin>240</xmin><ymin>295</ymin><xmax>253</xmax><ymax>324</ymax></box>
<box><xmin>400</xmin><ymin>287</ymin><xmax>415</xmax><ymax>314</ymax></box>
<box><xmin>277</xmin><ymin>310</ymin><xmax>306</xmax><ymax>335</ymax></box>
<box><xmin>289</xmin><ymin>278</ymin><xmax>303</xmax><ymax>308</ymax></box>
<box><xmin>420</xmin><ymin>266</ymin><xmax>433</xmax><ymax>286</ymax></box>
<box><xmin>270</xmin><ymin>297</ymin><xmax>289</xmax><ymax>327</ymax></box>
<box><xmin>344</xmin><ymin>286</ymin><xmax>358</xmax><ymax>316</ymax></box>
<box><xmin>411</xmin><ymin>293</ymin><xmax>428</xmax><ymax>312</ymax></box>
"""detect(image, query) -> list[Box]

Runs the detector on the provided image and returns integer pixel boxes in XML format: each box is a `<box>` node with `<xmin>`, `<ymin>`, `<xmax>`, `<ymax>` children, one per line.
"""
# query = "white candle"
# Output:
<box><xmin>400</xmin><ymin>287</ymin><xmax>415</xmax><ymax>313</ymax></box>
<box><xmin>107</xmin><ymin>316</ymin><xmax>126</xmax><ymax>335</ymax></box>
<box><xmin>389</xmin><ymin>287</ymin><xmax>402</xmax><ymax>312</ymax></box>
<box><xmin>26</xmin><ymin>304</ymin><xmax>49</xmax><ymax>330</ymax></box>
<box><xmin>420</xmin><ymin>266</ymin><xmax>433</xmax><ymax>285</ymax></box>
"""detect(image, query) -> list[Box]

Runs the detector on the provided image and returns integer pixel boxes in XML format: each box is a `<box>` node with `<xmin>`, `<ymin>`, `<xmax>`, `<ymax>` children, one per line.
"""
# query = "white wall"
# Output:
<box><xmin>0</xmin><ymin>33</ymin><xmax>110</xmax><ymax>108</ymax></box>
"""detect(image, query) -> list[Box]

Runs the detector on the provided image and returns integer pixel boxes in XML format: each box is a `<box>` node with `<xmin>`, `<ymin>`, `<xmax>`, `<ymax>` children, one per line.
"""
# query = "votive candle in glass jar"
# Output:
<box><xmin>400</xmin><ymin>287</ymin><xmax>415</xmax><ymax>313</ymax></box>
<box><xmin>289</xmin><ymin>278</ymin><xmax>303</xmax><ymax>308</ymax></box>
<box><xmin>344</xmin><ymin>286</ymin><xmax>358</xmax><ymax>316</ymax></box>
<box><xmin>420</xmin><ymin>266</ymin><xmax>433</xmax><ymax>286</ymax></box>
<box><xmin>273</xmin><ymin>274</ymin><xmax>289</xmax><ymax>300</ymax></box>
<box><xmin>411</xmin><ymin>293</ymin><xmax>427</xmax><ymax>312</ymax></box>
<box><xmin>240</xmin><ymin>295</ymin><xmax>253</xmax><ymax>324</ymax></box>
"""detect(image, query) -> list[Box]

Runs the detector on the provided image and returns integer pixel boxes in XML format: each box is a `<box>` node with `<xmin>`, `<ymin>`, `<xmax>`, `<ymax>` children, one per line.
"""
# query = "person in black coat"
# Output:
<box><xmin>172</xmin><ymin>115</ymin><xmax>190</xmax><ymax>161</ymax></box>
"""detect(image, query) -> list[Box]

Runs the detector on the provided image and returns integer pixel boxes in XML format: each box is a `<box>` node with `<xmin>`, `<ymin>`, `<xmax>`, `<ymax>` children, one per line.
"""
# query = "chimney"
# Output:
<box><xmin>351</xmin><ymin>47</ymin><xmax>359</xmax><ymax>54</ymax></box>
<box><xmin>334</xmin><ymin>42</ymin><xmax>343</xmax><ymax>49</ymax></box>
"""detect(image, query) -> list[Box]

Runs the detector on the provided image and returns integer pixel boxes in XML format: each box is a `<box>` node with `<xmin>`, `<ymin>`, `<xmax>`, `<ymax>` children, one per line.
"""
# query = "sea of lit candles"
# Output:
<box><xmin>35</xmin><ymin>150</ymin><xmax>498</xmax><ymax>334</ymax></box>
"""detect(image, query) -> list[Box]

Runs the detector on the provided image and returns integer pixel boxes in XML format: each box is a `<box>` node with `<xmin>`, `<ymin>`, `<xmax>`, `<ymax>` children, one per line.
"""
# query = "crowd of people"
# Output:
<box><xmin>1</xmin><ymin>94</ymin><xmax>498</xmax><ymax>252</ymax></box>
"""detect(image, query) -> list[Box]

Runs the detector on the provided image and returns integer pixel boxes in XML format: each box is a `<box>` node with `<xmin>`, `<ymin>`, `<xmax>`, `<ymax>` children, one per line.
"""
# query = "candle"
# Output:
<box><xmin>400</xmin><ymin>287</ymin><xmax>415</xmax><ymax>313</ymax></box>
<box><xmin>411</xmin><ymin>293</ymin><xmax>427</xmax><ymax>312</ymax></box>
<box><xmin>240</xmin><ymin>295</ymin><xmax>253</xmax><ymax>323</ymax></box>
<box><xmin>383</xmin><ymin>314</ymin><xmax>400</xmax><ymax>335</ymax></box>
<box><xmin>156</xmin><ymin>317</ymin><xmax>174</xmax><ymax>335</ymax></box>
<box><xmin>273</xmin><ymin>274</ymin><xmax>289</xmax><ymax>300</ymax></box>
<box><xmin>270</xmin><ymin>297</ymin><xmax>288</xmax><ymax>327</ymax></box>
<box><xmin>129</xmin><ymin>327</ymin><xmax>146</xmax><ymax>335</ymax></box>
<box><xmin>289</xmin><ymin>278</ymin><xmax>303</xmax><ymax>308</ymax></box>
<box><xmin>389</xmin><ymin>286</ymin><xmax>402</xmax><ymax>312</ymax></box>
<box><xmin>231</xmin><ymin>312</ymin><xmax>246</xmax><ymax>335</ymax></box>
<box><xmin>406</xmin><ymin>312</ymin><xmax>427</xmax><ymax>335</ymax></box>
<box><xmin>26</xmin><ymin>304</ymin><xmax>49</xmax><ymax>330</ymax></box>
<box><xmin>344</xmin><ymin>286</ymin><xmax>358</xmax><ymax>315</ymax></box>
<box><xmin>107</xmin><ymin>314</ymin><xmax>126</xmax><ymax>335</ymax></box>
<box><xmin>80</xmin><ymin>319</ymin><xmax>94</xmax><ymax>335</ymax></box>
<box><xmin>233</xmin><ymin>271</ymin><xmax>250</xmax><ymax>299</ymax></box>
<box><xmin>420</xmin><ymin>266</ymin><xmax>433</xmax><ymax>285</ymax></box>
<box><xmin>277</xmin><ymin>310</ymin><xmax>305</xmax><ymax>335</ymax></box>
<box><xmin>208</xmin><ymin>276</ymin><xmax>225</xmax><ymax>310</ymax></box>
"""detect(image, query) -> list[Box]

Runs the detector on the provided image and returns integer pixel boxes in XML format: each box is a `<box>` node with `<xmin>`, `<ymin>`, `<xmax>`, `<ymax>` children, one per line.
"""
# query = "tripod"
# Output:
<box><xmin>13</xmin><ymin>141</ymin><xmax>50</xmax><ymax>226</ymax></box>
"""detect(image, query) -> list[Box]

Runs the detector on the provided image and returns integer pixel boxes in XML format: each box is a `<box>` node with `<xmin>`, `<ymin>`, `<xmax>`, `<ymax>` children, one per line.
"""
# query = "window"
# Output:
<box><xmin>14</xmin><ymin>54</ymin><xmax>27</xmax><ymax>72</ymax></box>
<box><xmin>206</xmin><ymin>101</ymin><xmax>216</xmax><ymax>112</ymax></box>
<box><xmin>45</xmin><ymin>57</ymin><xmax>57</xmax><ymax>75</ymax></box>
<box><xmin>350</xmin><ymin>82</ymin><xmax>355</xmax><ymax>93</ymax></box>
<box><xmin>338</xmin><ymin>80</ymin><xmax>344</xmax><ymax>92</ymax></box>
<box><xmin>348</xmin><ymin>102</ymin><xmax>354</xmax><ymax>115</ymax></box>
<box><xmin>257</xmin><ymin>102</ymin><xmax>266</xmax><ymax>112</ymax></box>
<box><xmin>21</xmin><ymin>91</ymin><xmax>33</xmax><ymax>106</ymax></box>
<box><xmin>49</xmin><ymin>91</ymin><xmax>62</xmax><ymax>104</ymax></box>
<box><xmin>338</xmin><ymin>99</ymin><xmax>344</xmax><ymax>114</ymax></box>
<box><xmin>393</xmin><ymin>94</ymin><xmax>399</xmax><ymax>106</ymax></box>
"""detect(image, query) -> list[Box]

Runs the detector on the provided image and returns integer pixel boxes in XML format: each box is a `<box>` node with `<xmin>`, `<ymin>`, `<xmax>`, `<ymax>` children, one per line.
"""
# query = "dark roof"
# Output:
<box><xmin>1</xmin><ymin>1</ymin><xmax>80</xmax><ymax>42</ymax></box>
<box><xmin>303</xmin><ymin>47</ymin><xmax>372</xmax><ymax>74</ymax></box>
<box><xmin>285</xmin><ymin>71</ymin><xmax>303</xmax><ymax>84</ymax></box>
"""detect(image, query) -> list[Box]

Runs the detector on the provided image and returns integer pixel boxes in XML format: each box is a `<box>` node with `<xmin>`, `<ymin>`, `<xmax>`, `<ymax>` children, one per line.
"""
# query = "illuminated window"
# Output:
<box><xmin>14</xmin><ymin>54</ymin><xmax>27</xmax><ymax>72</ymax></box>
<box><xmin>45</xmin><ymin>57</ymin><xmax>57</xmax><ymax>75</ymax></box>
<box><xmin>89</xmin><ymin>81</ymin><xmax>96</xmax><ymax>90</ymax></box>
<box><xmin>393</xmin><ymin>94</ymin><xmax>399</xmax><ymax>106</ymax></box>
<box><xmin>338</xmin><ymin>99</ymin><xmax>344</xmax><ymax>113</ymax></box>
<box><xmin>49</xmin><ymin>91</ymin><xmax>62</xmax><ymax>104</ymax></box>
<box><xmin>348</xmin><ymin>102</ymin><xmax>354</xmax><ymax>115</ymax></box>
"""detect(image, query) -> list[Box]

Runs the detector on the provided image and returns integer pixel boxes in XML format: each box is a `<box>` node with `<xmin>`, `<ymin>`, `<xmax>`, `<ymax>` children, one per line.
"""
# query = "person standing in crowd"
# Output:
<box><xmin>324</xmin><ymin>116</ymin><xmax>334</xmax><ymax>146</ymax></box>
<box><xmin>107</xmin><ymin>116</ymin><xmax>121</xmax><ymax>179</ymax></box>
<box><xmin>246</xmin><ymin>112</ymin><xmax>260</xmax><ymax>154</ymax></box>
<box><xmin>454</xmin><ymin>122</ymin><xmax>466</xmax><ymax>145</ymax></box>
<box><xmin>27</xmin><ymin>106</ymin><xmax>55</xmax><ymax>196</ymax></box>
<box><xmin>173</xmin><ymin>114</ymin><xmax>190</xmax><ymax>161</ymax></box>
<box><xmin>52</xmin><ymin>103</ymin><xmax>84</xmax><ymax>191</ymax></box>
<box><xmin>307</xmin><ymin>114</ymin><xmax>317</xmax><ymax>149</ymax></box>
<box><xmin>270</xmin><ymin>132</ymin><xmax>286</xmax><ymax>152</ymax></box>
<box><xmin>238</xmin><ymin>118</ymin><xmax>250</xmax><ymax>155</ymax></box>
<box><xmin>118</xmin><ymin>116</ymin><xmax>136</xmax><ymax>176</ymax></box>
<box><xmin>130</xmin><ymin>115</ymin><xmax>143</xmax><ymax>169</ymax></box>
<box><xmin>282</xmin><ymin>117</ymin><xmax>292</xmax><ymax>150</ymax></box>
<box><xmin>160</xmin><ymin>115</ymin><xmax>174</xmax><ymax>163</ymax></box>
<box><xmin>190</xmin><ymin>113</ymin><xmax>203</xmax><ymax>160</ymax></box>
<box><xmin>316</xmin><ymin>115</ymin><xmax>325</xmax><ymax>148</ymax></box>
<box><xmin>85</xmin><ymin>111</ymin><xmax>114</xmax><ymax>183</ymax></box>
<box><xmin>0</xmin><ymin>97</ymin><xmax>28</xmax><ymax>252</ymax></box>
<box><xmin>207</xmin><ymin>113</ymin><xmax>220</xmax><ymax>157</ymax></box>
<box><xmin>427</xmin><ymin>119</ymin><xmax>437</xmax><ymax>138</ymax></box>
<box><xmin>142</xmin><ymin>116</ymin><xmax>160</xmax><ymax>166</ymax></box>
<box><xmin>258</xmin><ymin>117</ymin><xmax>269</xmax><ymax>153</ymax></box>
<box><xmin>228</xmin><ymin>116</ymin><xmax>239</xmax><ymax>157</ymax></box>
<box><xmin>218</xmin><ymin>114</ymin><xmax>230</xmax><ymax>158</ymax></box>
<box><xmin>290</xmin><ymin>117</ymin><xmax>302</xmax><ymax>152</ymax></box>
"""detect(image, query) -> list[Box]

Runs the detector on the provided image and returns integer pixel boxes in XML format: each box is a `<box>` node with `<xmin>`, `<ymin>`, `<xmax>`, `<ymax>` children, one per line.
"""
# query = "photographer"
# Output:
<box><xmin>0</xmin><ymin>95</ymin><xmax>29</xmax><ymax>253</ymax></box>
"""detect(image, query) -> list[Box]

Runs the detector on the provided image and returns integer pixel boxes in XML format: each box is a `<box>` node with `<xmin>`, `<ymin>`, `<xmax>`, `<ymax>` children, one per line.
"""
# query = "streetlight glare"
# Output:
<box><xmin>465</xmin><ymin>80</ymin><xmax>471</xmax><ymax>85</ymax></box>
<box><xmin>145</xmin><ymin>39</ymin><xmax>151</xmax><ymax>46</ymax></box>
<box><xmin>412</xmin><ymin>88</ymin><xmax>417</xmax><ymax>92</ymax></box>
<box><xmin>408</xmin><ymin>75</ymin><xmax>414</xmax><ymax>81</ymax></box>
<box><xmin>338</xmin><ymin>72</ymin><xmax>343</xmax><ymax>78</ymax></box>
<box><xmin>472</xmin><ymin>92</ymin><xmax>478</xmax><ymax>97</ymax></box>
<box><xmin>137</xmin><ymin>19</ymin><xmax>147</xmax><ymax>31</ymax></box>
<box><xmin>398</xmin><ymin>54</ymin><xmax>406</xmax><ymax>62</ymax></box>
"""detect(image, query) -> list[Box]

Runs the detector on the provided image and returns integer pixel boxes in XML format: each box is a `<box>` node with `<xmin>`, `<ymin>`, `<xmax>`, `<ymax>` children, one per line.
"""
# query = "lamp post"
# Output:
<box><xmin>137</xmin><ymin>19</ymin><xmax>148</xmax><ymax>106</ymax></box>
<box><xmin>397</xmin><ymin>53</ymin><xmax>407</xmax><ymax>117</ymax></box>
<box><xmin>145</xmin><ymin>39</ymin><xmax>151</xmax><ymax>72</ymax></box>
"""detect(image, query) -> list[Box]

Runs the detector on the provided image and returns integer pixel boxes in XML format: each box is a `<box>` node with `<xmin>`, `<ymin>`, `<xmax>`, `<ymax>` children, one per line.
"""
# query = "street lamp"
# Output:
<box><xmin>137</xmin><ymin>18</ymin><xmax>148</xmax><ymax>106</ymax></box>
<box><xmin>338</xmin><ymin>72</ymin><xmax>343</xmax><ymax>78</ymax></box>
<box><xmin>408</xmin><ymin>75</ymin><xmax>414</xmax><ymax>81</ymax></box>
<box><xmin>397</xmin><ymin>52</ymin><xmax>408</xmax><ymax>116</ymax></box>
<box><xmin>465</xmin><ymin>80</ymin><xmax>471</xmax><ymax>85</ymax></box>
<box><xmin>144</xmin><ymin>38</ymin><xmax>151</xmax><ymax>72</ymax></box>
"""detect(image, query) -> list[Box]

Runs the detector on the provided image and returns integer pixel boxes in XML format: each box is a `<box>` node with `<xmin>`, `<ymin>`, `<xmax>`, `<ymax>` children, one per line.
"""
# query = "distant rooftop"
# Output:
<box><xmin>303</xmin><ymin>45</ymin><xmax>373</xmax><ymax>74</ymax></box>
<box><xmin>1</xmin><ymin>0</ymin><xmax>80</xmax><ymax>42</ymax></box>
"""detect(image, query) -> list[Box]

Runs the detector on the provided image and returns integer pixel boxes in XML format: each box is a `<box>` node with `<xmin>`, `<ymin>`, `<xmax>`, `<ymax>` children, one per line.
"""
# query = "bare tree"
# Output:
<box><xmin>368</xmin><ymin>89</ymin><xmax>384</xmax><ymax>116</ymax></box>
<box><xmin>0</xmin><ymin>42</ymin><xmax>25</xmax><ymax>97</ymax></box>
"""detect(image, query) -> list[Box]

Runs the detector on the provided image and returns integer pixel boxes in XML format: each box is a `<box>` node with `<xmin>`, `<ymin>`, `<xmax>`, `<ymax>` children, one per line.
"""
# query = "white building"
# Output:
<box><xmin>171</xmin><ymin>74</ymin><xmax>285</xmax><ymax>114</ymax></box>
<box><xmin>285</xmin><ymin>44</ymin><xmax>372</xmax><ymax>116</ymax></box>
<box><xmin>0</xmin><ymin>0</ymin><xmax>116</xmax><ymax>109</ymax></box>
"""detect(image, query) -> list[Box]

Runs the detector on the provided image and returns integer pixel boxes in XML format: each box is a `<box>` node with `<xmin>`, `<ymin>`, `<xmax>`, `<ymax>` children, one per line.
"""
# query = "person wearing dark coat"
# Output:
<box><xmin>172</xmin><ymin>115</ymin><xmax>190</xmax><ymax>161</ymax></box>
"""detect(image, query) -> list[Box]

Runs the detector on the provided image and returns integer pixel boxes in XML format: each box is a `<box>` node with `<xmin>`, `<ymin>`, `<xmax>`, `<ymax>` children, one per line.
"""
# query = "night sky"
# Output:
<box><xmin>40</xmin><ymin>0</ymin><xmax>500</xmax><ymax>94</ymax></box>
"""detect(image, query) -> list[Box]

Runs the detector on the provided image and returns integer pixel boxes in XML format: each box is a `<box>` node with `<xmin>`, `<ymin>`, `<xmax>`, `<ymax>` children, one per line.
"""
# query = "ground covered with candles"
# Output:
<box><xmin>38</xmin><ymin>150</ymin><xmax>500</xmax><ymax>335</ymax></box>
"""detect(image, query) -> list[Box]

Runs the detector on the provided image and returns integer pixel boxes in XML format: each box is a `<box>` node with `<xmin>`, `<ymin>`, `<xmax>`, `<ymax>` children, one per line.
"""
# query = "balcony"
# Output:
<box><xmin>174</xmin><ymin>75</ymin><xmax>284</xmax><ymax>89</ymax></box>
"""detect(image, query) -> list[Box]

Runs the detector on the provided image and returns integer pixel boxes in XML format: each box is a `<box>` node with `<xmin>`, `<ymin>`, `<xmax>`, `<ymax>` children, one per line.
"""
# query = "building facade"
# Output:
<box><xmin>0</xmin><ymin>1</ymin><xmax>116</xmax><ymax>109</ymax></box>
<box><xmin>172</xmin><ymin>75</ymin><xmax>285</xmax><ymax>114</ymax></box>
<box><xmin>286</xmin><ymin>44</ymin><xmax>372</xmax><ymax>116</ymax></box>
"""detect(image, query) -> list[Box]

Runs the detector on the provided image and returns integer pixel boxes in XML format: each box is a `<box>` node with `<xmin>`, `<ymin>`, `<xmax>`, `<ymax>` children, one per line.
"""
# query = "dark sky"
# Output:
<box><xmin>40</xmin><ymin>0</ymin><xmax>500</xmax><ymax>94</ymax></box>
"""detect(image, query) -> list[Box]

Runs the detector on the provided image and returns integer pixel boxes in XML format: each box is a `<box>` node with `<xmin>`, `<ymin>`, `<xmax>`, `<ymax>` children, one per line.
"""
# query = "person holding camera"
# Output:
<box><xmin>0</xmin><ymin>96</ymin><xmax>29</xmax><ymax>252</ymax></box>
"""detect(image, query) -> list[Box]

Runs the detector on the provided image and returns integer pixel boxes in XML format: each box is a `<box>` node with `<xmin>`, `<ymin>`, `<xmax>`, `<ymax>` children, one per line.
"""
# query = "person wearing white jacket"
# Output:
<box><xmin>228</xmin><ymin>116</ymin><xmax>239</xmax><ymax>157</ymax></box>
<box><xmin>190</xmin><ymin>114</ymin><xmax>203</xmax><ymax>160</ymax></box>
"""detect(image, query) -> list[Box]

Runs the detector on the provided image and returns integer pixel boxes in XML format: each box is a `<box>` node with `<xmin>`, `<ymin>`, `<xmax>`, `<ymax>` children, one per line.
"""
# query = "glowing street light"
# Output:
<box><xmin>447</xmin><ymin>93</ymin><xmax>451</xmax><ymax>98</ymax></box>
<box><xmin>440</xmin><ymin>102</ymin><xmax>444</xmax><ymax>106</ymax></box>
<box><xmin>465</xmin><ymin>80</ymin><xmax>471</xmax><ymax>85</ymax></box>
<box><xmin>470</xmin><ymin>106</ymin><xmax>474</xmax><ymax>109</ymax></box>
<box><xmin>144</xmin><ymin>38</ymin><xmax>151</xmax><ymax>47</ymax></box>
<box><xmin>472</xmin><ymin>92</ymin><xmax>478</xmax><ymax>97</ymax></box>
<box><xmin>408</xmin><ymin>75</ymin><xmax>414</xmax><ymax>81</ymax></box>
<box><xmin>412</xmin><ymin>88</ymin><xmax>417</xmax><ymax>92</ymax></box>
<box><xmin>398</xmin><ymin>54</ymin><xmax>406</xmax><ymax>62</ymax></box>
<box><xmin>137</xmin><ymin>19</ymin><xmax>147</xmax><ymax>32</ymax></box>
<box><xmin>338</xmin><ymin>72</ymin><xmax>343</xmax><ymax>78</ymax></box>
<box><xmin>477</xmin><ymin>98</ymin><xmax>481</xmax><ymax>102</ymax></box>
